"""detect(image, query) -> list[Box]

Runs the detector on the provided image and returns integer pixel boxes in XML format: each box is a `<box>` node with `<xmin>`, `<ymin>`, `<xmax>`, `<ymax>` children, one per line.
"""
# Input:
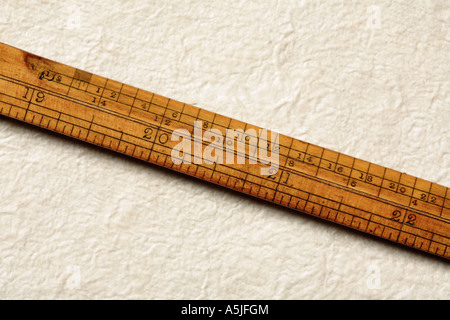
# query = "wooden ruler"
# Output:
<box><xmin>0</xmin><ymin>42</ymin><xmax>449</xmax><ymax>260</ymax></box>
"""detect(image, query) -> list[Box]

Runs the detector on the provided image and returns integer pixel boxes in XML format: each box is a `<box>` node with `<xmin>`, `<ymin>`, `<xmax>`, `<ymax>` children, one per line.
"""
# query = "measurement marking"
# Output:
<box><xmin>377</xmin><ymin>168</ymin><xmax>387</xmax><ymax>197</ymax></box>
<box><xmin>193</xmin><ymin>165</ymin><xmax>199</xmax><ymax>177</ymax></box>
<box><xmin>318</xmin><ymin>205</ymin><xmax>324</xmax><ymax>217</ymax></box>
<box><xmin>218</xmin><ymin>171</ymin><xmax>228</xmax><ymax>183</ymax></box>
<box><xmin>441</xmin><ymin>188</ymin><xmax>449</xmax><ymax>217</ymax></box>
<box><xmin>346</xmin><ymin>157</ymin><xmax>356</xmax><ymax>187</ymax></box>
<box><xmin>411</xmin><ymin>236</ymin><xmax>417</xmax><ymax>247</ymax></box>
<box><xmin>408</xmin><ymin>177</ymin><xmax>418</xmax><ymax>207</ymax></box>
<box><xmin>302</xmin><ymin>194</ymin><xmax>311</xmax><ymax>211</ymax></box>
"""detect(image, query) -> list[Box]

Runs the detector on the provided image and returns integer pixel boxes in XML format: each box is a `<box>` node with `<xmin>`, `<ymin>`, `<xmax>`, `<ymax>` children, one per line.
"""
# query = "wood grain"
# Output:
<box><xmin>0</xmin><ymin>42</ymin><xmax>449</xmax><ymax>259</ymax></box>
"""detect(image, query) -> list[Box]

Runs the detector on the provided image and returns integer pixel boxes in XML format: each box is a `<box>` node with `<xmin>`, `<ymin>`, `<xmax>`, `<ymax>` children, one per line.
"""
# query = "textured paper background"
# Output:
<box><xmin>0</xmin><ymin>0</ymin><xmax>449</xmax><ymax>299</ymax></box>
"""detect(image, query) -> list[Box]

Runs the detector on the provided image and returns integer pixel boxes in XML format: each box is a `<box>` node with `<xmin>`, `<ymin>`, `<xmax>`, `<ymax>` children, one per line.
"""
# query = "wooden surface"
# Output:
<box><xmin>0</xmin><ymin>42</ymin><xmax>449</xmax><ymax>260</ymax></box>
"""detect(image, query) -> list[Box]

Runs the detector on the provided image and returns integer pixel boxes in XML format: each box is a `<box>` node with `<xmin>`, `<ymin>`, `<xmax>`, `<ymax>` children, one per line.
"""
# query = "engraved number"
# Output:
<box><xmin>35</xmin><ymin>91</ymin><xmax>45</xmax><ymax>103</ymax></box>
<box><xmin>143</xmin><ymin>128</ymin><xmax>153</xmax><ymax>140</ymax></box>
<box><xmin>391</xmin><ymin>210</ymin><xmax>402</xmax><ymax>222</ymax></box>
<box><xmin>406</xmin><ymin>214</ymin><xmax>416</xmax><ymax>226</ymax></box>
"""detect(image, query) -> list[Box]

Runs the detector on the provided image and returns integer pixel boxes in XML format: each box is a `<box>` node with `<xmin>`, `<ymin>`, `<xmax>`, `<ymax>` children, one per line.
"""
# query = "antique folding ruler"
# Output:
<box><xmin>0</xmin><ymin>42</ymin><xmax>448</xmax><ymax>259</ymax></box>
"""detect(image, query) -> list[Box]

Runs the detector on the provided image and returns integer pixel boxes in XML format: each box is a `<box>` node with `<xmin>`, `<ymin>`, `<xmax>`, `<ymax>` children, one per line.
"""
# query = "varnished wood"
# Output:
<box><xmin>0</xmin><ymin>42</ymin><xmax>449</xmax><ymax>259</ymax></box>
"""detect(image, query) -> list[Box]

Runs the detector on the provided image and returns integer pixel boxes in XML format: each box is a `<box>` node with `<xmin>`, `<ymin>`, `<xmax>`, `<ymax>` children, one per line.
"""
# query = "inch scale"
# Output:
<box><xmin>0</xmin><ymin>42</ymin><xmax>449</xmax><ymax>260</ymax></box>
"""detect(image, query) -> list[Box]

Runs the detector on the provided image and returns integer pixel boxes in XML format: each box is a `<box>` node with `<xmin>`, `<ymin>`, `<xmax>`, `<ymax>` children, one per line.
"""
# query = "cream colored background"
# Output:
<box><xmin>0</xmin><ymin>0</ymin><xmax>449</xmax><ymax>299</ymax></box>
